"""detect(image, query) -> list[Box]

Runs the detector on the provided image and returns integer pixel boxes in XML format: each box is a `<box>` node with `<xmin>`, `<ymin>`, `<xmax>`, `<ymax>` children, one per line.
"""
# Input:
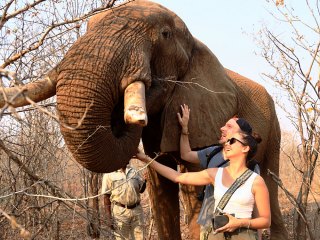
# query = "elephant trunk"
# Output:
<box><xmin>56</xmin><ymin>68</ymin><xmax>143</xmax><ymax>173</ymax></box>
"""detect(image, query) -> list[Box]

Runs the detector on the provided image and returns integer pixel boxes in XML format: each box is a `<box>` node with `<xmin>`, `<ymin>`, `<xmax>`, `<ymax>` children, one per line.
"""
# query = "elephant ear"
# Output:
<box><xmin>160</xmin><ymin>40</ymin><xmax>238</xmax><ymax>152</ymax></box>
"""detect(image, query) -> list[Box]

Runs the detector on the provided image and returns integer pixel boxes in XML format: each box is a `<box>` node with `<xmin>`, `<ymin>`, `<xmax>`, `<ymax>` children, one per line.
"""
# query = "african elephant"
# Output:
<box><xmin>0</xmin><ymin>1</ymin><xmax>287</xmax><ymax>239</ymax></box>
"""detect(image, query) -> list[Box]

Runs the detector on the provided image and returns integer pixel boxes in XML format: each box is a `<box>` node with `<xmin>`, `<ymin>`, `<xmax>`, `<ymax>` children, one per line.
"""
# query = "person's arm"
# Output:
<box><xmin>136</xmin><ymin>150</ymin><xmax>215</xmax><ymax>186</ymax></box>
<box><xmin>101</xmin><ymin>174</ymin><xmax>114</xmax><ymax>230</ymax></box>
<box><xmin>103</xmin><ymin>194</ymin><xmax>114</xmax><ymax>230</ymax></box>
<box><xmin>177</xmin><ymin>104</ymin><xmax>200</xmax><ymax>163</ymax></box>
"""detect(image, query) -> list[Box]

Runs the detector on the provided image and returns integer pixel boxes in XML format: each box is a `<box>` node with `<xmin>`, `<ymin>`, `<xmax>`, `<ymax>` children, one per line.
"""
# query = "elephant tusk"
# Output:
<box><xmin>124</xmin><ymin>81</ymin><xmax>148</xmax><ymax>126</ymax></box>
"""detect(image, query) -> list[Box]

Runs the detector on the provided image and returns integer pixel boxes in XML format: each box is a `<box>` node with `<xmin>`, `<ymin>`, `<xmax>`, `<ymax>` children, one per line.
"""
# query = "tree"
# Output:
<box><xmin>256</xmin><ymin>1</ymin><xmax>320</xmax><ymax>239</ymax></box>
<box><xmin>0</xmin><ymin>0</ymin><xmax>121</xmax><ymax>238</ymax></box>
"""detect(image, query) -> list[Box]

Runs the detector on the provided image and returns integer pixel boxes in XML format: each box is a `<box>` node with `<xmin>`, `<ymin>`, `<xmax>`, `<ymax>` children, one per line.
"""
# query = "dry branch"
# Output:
<box><xmin>0</xmin><ymin>208</ymin><xmax>31</xmax><ymax>239</ymax></box>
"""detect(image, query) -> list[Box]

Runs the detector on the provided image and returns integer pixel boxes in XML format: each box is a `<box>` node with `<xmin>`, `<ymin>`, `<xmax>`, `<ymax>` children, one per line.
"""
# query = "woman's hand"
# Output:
<box><xmin>135</xmin><ymin>148</ymin><xmax>150</xmax><ymax>163</ymax></box>
<box><xmin>177</xmin><ymin>104</ymin><xmax>190</xmax><ymax>133</ymax></box>
<box><xmin>214</xmin><ymin>214</ymin><xmax>242</xmax><ymax>233</ymax></box>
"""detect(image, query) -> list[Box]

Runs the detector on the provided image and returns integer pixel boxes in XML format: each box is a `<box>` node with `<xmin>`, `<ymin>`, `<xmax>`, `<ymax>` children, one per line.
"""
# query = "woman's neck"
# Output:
<box><xmin>225</xmin><ymin>158</ymin><xmax>248</xmax><ymax>179</ymax></box>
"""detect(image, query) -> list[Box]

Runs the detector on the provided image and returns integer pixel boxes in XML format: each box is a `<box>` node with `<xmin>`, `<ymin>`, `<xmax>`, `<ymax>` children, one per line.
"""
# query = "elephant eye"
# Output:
<box><xmin>162</xmin><ymin>31</ymin><xmax>171</xmax><ymax>39</ymax></box>
<box><xmin>161</xmin><ymin>27</ymin><xmax>172</xmax><ymax>39</ymax></box>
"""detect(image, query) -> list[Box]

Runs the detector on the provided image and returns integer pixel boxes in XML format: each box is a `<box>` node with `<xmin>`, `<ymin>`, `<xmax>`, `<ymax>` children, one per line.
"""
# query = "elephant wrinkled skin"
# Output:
<box><xmin>0</xmin><ymin>1</ymin><xmax>288</xmax><ymax>239</ymax></box>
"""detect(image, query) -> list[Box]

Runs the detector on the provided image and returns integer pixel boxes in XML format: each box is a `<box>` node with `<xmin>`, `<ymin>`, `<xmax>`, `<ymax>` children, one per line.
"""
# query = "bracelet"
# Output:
<box><xmin>247</xmin><ymin>220</ymin><xmax>251</xmax><ymax>229</ymax></box>
<box><xmin>181</xmin><ymin>130</ymin><xmax>189</xmax><ymax>135</ymax></box>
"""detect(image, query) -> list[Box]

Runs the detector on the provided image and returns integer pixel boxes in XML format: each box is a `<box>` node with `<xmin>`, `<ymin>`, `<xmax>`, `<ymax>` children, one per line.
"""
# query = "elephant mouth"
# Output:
<box><xmin>111</xmin><ymin>98</ymin><xmax>128</xmax><ymax>138</ymax></box>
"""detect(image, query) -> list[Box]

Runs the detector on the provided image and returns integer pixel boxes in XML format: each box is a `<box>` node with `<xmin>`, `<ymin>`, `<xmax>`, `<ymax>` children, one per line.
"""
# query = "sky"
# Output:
<box><xmin>152</xmin><ymin>0</ymin><xmax>298</xmax><ymax>131</ymax></box>
<box><xmin>153</xmin><ymin>0</ymin><xmax>269</xmax><ymax>79</ymax></box>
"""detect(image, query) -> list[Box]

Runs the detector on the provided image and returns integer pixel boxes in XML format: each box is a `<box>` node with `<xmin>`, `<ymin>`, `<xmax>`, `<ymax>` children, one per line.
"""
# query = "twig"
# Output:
<box><xmin>25</xmin><ymin>96</ymin><xmax>92</xmax><ymax>130</ymax></box>
<box><xmin>157</xmin><ymin>77</ymin><xmax>231</xmax><ymax>94</ymax></box>
<box><xmin>268</xmin><ymin>169</ymin><xmax>307</xmax><ymax>221</ymax></box>
<box><xmin>20</xmin><ymin>153</ymin><xmax>163</xmax><ymax>202</ymax></box>
<box><xmin>1</xmin><ymin>0</ymin><xmax>135</xmax><ymax>69</ymax></box>
<box><xmin>268</xmin><ymin>169</ymin><xmax>315</xmax><ymax>239</ymax></box>
<box><xmin>0</xmin><ymin>140</ymin><xmax>111</xmax><ymax>237</ymax></box>
<box><xmin>30</xmin><ymin>203</ymin><xmax>60</xmax><ymax>240</ymax></box>
<box><xmin>0</xmin><ymin>68</ymin><xmax>17</xmax><ymax>82</ymax></box>
<box><xmin>0</xmin><ymin>208</ymin><xmax>31</xmax><ymax>239</ymax></box>
<box><xmin>0</xmin><ymin>142</ymin><xmax>162</xmax><ymax>203</ymax></box>
<box><xmin>0</xmin><ymin>86</ymin><xmax>27</xmax><ymax>117</ymax></box>
<box><xmin>147</xmin><ymin>218</ymin><xmax>154</xmax><ymax>240</ymax></box>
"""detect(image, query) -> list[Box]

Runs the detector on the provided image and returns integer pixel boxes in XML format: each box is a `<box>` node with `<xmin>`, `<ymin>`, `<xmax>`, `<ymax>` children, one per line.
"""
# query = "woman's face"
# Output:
<box><xmin>224</xmin><ymin>133</ymin><xmax>249</xmax><ymax>159</ymax></box>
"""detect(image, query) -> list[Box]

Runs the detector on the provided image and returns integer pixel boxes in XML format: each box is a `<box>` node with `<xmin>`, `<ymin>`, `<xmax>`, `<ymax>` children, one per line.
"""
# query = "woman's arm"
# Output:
<box><xmin>136</xmin><ymin>151</ymin><xmax>216</xmax><ymax>186</ymax></box>
<box><xmin>250</xmin><ymin>175</ymin><xmax>271</xmax><ymax>229</ymax></box>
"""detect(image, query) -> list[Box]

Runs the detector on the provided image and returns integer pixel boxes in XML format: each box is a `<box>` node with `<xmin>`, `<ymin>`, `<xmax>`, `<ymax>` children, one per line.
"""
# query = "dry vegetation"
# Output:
<box><xmin>1</xmin><ymin>129</ymin><xmax>319</xmax><ymax>240</ymax></box>
<box><xmin>278</xmin><ymin>131</ymin><xmax>320</xmax><ymax>240</ymax></box>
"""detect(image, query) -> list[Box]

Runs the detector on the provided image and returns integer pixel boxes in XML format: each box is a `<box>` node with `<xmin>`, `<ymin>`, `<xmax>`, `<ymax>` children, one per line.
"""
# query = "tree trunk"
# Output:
<box><xmin>85</xmin><ymin>171</ymin><xmax>101</xmax><ymax>238</ymax></box>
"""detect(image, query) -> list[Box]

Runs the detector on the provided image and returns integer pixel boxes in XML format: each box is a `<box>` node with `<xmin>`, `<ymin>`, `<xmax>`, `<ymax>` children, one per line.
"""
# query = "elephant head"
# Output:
<box><xmin>0</xmin><ymin>0</ymin><xmax>237</xmax><ymax>173</ymax></box>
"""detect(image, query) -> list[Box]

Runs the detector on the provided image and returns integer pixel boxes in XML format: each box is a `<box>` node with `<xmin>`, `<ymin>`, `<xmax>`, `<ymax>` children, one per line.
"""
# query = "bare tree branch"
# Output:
<box><xmin>0</xmin><ymin>207</ymin><xmax>31</xmax><ymax>239</ymax></box>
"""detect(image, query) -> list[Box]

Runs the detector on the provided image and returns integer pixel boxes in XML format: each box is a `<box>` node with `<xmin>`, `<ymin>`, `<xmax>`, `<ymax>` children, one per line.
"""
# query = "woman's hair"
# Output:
<box><xmin>232</xmin><ymin>116</ymin><xmax>261</xmax><ymax>164</ymax></box>
<box><xmin>240</xmin><ymin>132</ymin><xmax>262</xmax><ymax>162</ymax></box>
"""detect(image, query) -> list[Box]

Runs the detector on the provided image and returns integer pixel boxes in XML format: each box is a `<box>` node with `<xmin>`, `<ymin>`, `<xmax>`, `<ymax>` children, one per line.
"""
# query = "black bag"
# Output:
<box><xmin>212</xmin><ymin>214</ymin><xmax>229</xmax><ymax>230</ymax></box>
<box><xmin>212</xmin><ymin>213</ymin><xmax>234</xmax><ymax>230</ymax></box>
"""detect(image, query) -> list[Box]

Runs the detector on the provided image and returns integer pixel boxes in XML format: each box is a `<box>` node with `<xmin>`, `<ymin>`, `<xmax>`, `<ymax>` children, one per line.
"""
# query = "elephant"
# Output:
<box><xmin>0</xmin><ymin>1</ymin><xmax>288</xmax><ymax>239</ymax></box>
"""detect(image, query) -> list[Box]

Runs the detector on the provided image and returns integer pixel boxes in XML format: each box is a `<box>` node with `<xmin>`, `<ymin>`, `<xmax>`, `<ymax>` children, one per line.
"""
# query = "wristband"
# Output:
<box><xmin>181</xmin><ymin>130</ymin><xmax>189</xmax><ymax>135</ymax></box>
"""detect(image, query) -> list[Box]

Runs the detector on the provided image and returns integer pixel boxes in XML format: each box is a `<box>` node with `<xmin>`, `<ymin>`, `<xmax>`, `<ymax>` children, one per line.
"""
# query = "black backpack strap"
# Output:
<box><xmin>197</xmin><ymin>145</ymin><xmax>224</xmax><ymax>201</ymax></box>
<box><xmin>214</xmin><ymin>169</ymin><xmax>254</xmax><ymax>215</ymax></box>
<box><xmin>205</xmin><ymin>145</ymin><xmax>223</xmax><ymax>168</ymax></box>
<box><xmin>247</xmin><ymin>159</ymin><xmax>260</xmax><ymax>172</ymax></box>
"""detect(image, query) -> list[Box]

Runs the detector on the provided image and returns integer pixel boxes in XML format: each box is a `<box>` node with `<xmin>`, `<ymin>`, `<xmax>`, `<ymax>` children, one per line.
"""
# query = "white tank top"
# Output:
<box><xmin>214</xmin><ymin>168</ymin><xmax>258</xmax><ymax>218</ymax></box>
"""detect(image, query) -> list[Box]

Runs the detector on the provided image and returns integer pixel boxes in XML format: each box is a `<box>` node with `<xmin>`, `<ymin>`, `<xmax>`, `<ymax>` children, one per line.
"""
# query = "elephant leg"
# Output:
<box><xmin>146</xmin><ymin>154</ymin><xmax>181</xmax><ymax>240</ymax></box>
<box><xmin>142</xmin><ymin>115</ymin><xmax>184</xmax><ymax>239</ymax></box>
<box><xmin>179</xmin><ymin>160</ymin><xmax>202</xmax><ymax>240</ymax></box>
<box><xmin>261</xmin><ymin>126</ymin><xmax>288</xmax><ymax>240</ymax></box>
<box><xmin>262</xmin><ymin>169</ymin><xmax>288</xmax><ymax>240</ymax></box>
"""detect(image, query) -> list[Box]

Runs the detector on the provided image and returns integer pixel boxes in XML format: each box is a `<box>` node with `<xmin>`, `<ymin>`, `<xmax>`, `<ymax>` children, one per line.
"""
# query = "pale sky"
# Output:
<box><xmin>152</xmin><ymin>0</ymin><xmax>302</xmax><ymax>131</ymax></box>
<box><xmin>153</xmin><ymin>0</ymin><xmax>273</xmax><ymax>84</ymax></box>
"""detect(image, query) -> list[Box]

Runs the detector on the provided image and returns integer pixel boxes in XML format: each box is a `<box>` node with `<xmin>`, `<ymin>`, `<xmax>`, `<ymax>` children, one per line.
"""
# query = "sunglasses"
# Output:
<box><xmin>226</xmin><ymin>137</ymin><xmax>247</xmax><ymax>146</ymax></box>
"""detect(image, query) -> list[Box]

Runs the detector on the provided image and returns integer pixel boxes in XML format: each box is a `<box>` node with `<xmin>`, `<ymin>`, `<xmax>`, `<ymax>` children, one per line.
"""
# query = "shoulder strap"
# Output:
<box><xmin>214</xmin><ymin>168</ymin><xmax>253</xmax><ymax>215</ymax></box>
<box><xmin>205</xmin><ymin>145</ymin><xmax>223</xmax><ymax>168</ymax></box>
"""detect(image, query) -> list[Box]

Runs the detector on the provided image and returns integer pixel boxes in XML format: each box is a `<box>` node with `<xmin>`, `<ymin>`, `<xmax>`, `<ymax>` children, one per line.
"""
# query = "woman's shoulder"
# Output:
<box><xmin>252</xmin><ymin>174</ymin><xmax>267</xmax><ymax>190</ymax></box>
<box><xmin>207</xmin><ymin>167</ymin><xmax>219</xmax><ymax>173</ymax></box>
<box><xmin>254</xmin><ymin>173</ymin><xmax>264</xmax><ymax>180</ymax></box>
<box><xmin>207</xmin><ymin>167</ymin><xmax>223</xmax><ymax>172</ymax></box>
<box><xmin>206</xmin><ymin>167</ymin><xmax>220</xmax><ymax>179</ymax></box>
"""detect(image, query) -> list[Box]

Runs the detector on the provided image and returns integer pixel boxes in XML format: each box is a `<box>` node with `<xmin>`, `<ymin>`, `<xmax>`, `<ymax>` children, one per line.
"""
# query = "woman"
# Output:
<box><xmin>136</xmin><ymin>131</ymin><xmax>270</xmax><ymax>240</ymax></box>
